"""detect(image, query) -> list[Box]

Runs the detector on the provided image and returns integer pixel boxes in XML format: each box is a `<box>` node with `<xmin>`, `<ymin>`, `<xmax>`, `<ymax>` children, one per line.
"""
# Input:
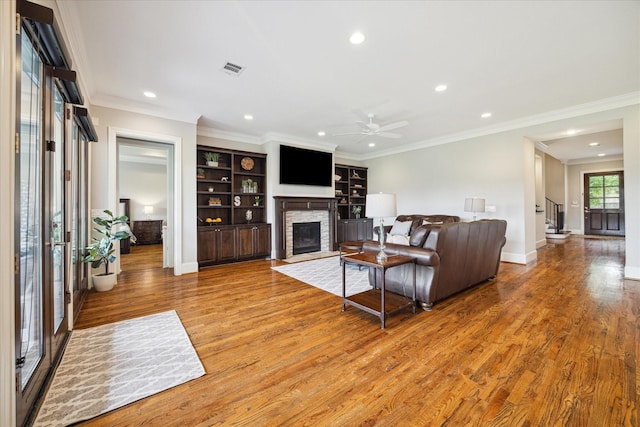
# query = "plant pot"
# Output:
<box><xmin>207</xmin><ymin>161</ymin><xmax>218</xmax><ymax>167</ymax></box>
<box><xmin>92</xmin><ymin>273</ymin><xmax>117</xmax><ymax>292</ymax></box>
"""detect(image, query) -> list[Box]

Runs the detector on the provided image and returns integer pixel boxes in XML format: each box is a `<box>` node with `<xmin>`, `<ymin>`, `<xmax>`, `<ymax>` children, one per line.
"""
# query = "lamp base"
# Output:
<box><xmin>376</xmin><ymin>248</ymin><xmax>388</xmax><ymax>262</ymax></box>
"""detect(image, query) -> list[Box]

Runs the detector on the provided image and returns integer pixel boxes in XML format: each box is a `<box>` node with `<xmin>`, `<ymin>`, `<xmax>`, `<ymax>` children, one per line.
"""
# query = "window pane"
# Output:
<box><xmin>589</xmin><ymin>198</ymin><xmax>603</xmax><ymax>209</ymax></box>
<box><xmin>605</xmin><ymin>198</ymin><xmax>619</xmax><ymax>209</ymax></box>
<box><xmin>589</xmin><ymin>187</ymin><xmax>603</xmax><ymax>199</ymax></box>
<box><xmin>19</xmin><ymin>34</ymin><xmax>44</xmax><ymax>389</ymax></box>
<box><xmin>604</xmin><ymin>175</ymin><xmax>619</xmax><ymax>186</ymax></box>
<box><xmin>605</xmin><ymin>187</ymin><xmax>619</xmax><ymax>197</ymax></box>
<box><xmin>589</xmin><ymin>176</ymin><xmax>603</xmax><ymax>187</ymax></box>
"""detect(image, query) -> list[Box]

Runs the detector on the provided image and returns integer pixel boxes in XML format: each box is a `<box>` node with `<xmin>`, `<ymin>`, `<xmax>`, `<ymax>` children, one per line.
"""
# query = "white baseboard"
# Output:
<box><xmin>181</xmin><ymin>262</ymin><xmax>199</xmax><ymax>275</ymax></box>
<box><xmin>536</xmin><ymin>238</ymin><xmax>547</xmax><ymax>248</ymax></box>
<box><xmin>501</xmin><ymin>251</ymin><xmax>535</xmax><ymax>264</ymax></box>
<box><xmin>625</xmin><ymin>266</ymin><xmax>640</xmax><ymax>281</ymax></box>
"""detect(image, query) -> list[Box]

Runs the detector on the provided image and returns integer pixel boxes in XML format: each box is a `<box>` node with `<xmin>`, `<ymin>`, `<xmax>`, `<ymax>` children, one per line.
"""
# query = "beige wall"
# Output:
<box><xmin>544</xmin><ymin>154</ymin><xmax>565</xmax><ymax>205</ymax></box>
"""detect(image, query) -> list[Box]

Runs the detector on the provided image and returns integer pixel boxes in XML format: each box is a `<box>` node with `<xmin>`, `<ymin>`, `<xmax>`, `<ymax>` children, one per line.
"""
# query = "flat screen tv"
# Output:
<box><xmin>280</xmin><ymin>145</ymin><xmax>333</xmax><ymax>187</ymax></box>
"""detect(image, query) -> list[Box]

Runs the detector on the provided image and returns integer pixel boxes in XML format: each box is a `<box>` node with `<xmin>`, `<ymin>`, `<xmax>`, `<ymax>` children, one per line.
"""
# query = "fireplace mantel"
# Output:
<box><xmin>273</xmin><ymin>196</ymin><xmax>337</xmax><ymax>259</ymax></box>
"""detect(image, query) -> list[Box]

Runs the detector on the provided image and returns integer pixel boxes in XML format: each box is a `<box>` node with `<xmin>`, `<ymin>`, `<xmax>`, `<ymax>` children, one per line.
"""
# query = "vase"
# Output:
<box><xmin>92</xmin><ymin>273</ymin><xmax>117</xmax><ymax>292</ymax></box>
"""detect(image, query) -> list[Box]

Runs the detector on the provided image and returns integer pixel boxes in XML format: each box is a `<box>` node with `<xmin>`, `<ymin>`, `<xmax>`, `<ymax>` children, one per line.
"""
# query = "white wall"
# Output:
<box><xmin>89</xmin><ymin>105</ymin><xmax>198</xmax><ymax>274</ymax></box>
<box><xmin>0</xmin><ymin>2</ymin><xmax>16</xmax><ymax>425</ymax></box>
<box><xmin>119</xmin><ymin>162</ymin><xmax>168</xmax><ymax>222</ymax></box>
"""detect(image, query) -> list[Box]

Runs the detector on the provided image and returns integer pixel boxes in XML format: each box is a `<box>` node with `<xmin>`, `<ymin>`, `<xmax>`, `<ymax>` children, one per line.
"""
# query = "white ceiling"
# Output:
<box><xmin>57</xmin><ymin>0</ymin><xmax>639</xmax><ymax>161</ymax></box>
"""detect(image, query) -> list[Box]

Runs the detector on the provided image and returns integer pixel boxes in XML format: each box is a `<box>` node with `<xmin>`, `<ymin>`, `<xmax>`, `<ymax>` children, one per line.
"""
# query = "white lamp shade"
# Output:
<box><xmin>143</xmin><ymin>205</ymin><xmax>154</xmax><ymax>215</ymax></box>
<box><xmin>366</xmin><ymin>193</ymin><xmax>397</xmax><ymax>218</ymax></box>
<box><xmin>464</xmin><ymin>198</ymin><xmax>485</xmax><ymax>213</ymax></box>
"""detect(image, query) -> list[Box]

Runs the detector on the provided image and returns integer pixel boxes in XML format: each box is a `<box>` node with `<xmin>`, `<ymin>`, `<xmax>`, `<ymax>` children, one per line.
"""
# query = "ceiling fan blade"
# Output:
<box><xmin>376</xmin><ymin>120</ymin><xmax>408</xmax><ymax>133</ymax></box>
<box><xmin>376</xmin><ymin>132</ymin><xmax>402</xmax><ymax>139</ymax></box>
<box><xmin>354</xmin><ymin>134</ymin><xmax>370</xmax><ymax>144</ymax></box>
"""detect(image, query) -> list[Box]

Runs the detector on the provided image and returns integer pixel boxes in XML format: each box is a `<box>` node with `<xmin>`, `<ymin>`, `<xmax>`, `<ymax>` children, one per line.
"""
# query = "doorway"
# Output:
<box><xmin>584</xmin><ymin>171</ymin><xmax>625</xmax><ymax>237</ymax></box>
<box><xmin>117</xmin><ymin>139</ymin><xmax>172</xmax><ymax>269</ymax></box>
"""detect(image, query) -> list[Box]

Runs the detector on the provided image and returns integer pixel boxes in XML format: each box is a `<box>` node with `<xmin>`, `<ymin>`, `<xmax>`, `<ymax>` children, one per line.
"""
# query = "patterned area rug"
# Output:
<box><xmin>33</xmin><ymin>310</ymin><xmax>205</xmax><ymax>426</ymax></box>
<box><xmin>272</xmin><ymin>255</ymin><xmax>372</xmax><ymax>296</ymax></box>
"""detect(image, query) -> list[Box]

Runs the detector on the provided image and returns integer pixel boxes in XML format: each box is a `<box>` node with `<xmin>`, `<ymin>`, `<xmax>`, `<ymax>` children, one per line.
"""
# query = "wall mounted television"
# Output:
<box><xmin>279</xmin><ymin>144</ymin><xmax>333</xmax><ymax>187</ymax></box>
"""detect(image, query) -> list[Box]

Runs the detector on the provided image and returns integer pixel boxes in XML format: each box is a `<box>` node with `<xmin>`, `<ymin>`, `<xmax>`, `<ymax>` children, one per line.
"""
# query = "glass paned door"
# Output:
<box><xmin>49</xmin><ymin>83</ymin><xmax>68</xmax><ymax>348</ymax></box>
<box><xmin>584</xmin><ymin>171</ymin><xmax>625</xmax><ymax>236</ymax></box>
<box><xmin>16</xmin><ymin>32</ymin><xmax>46</xmax><ymax>425</ymax></box>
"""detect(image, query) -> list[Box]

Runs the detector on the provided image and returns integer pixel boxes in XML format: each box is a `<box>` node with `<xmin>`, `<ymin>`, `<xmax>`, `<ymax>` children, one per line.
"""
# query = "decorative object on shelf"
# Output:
<box><xmin>197</xmin><ymin>168</ymin><xmax>205</xmax><ymax>179</ymax></box>
<box><xmin>352</xmin><ymin>205</ymin><xmax>362</xmax><ymax>219</ymax></box>
<box><xmin>205</xmin><ymin>217</ymin><xmax>222</xmax><ymax>225</ymax></box>
<box><xmin>334</xmin><ymin>174</ymin><xmax>342</xmax><ymax>181</ymax></box>
<box><xmin>208</xmin><ymin>197</ymin><xmax>222</xmax><ymax>206</ymax></box>
<box><xmin>204</xmin><ymin>152</ymin><xmax>219</xmax><ymax>167</ymax></box>
<box><xmin>352</xmin><ymin>190</ymin><xmax>360</xmax><ymax>196</ymax></box>
<box><xmin>241</xmin><ymin>156</ymin><xmax>255</xmax><ymax>171</ymax></box>
<box><xmin>221</xmin><ymin>176</ymin><xmax>229</xmax><ymax>182</ymax></box>
<box><xmin>254</xmin><ymin>196</ymin><xmax>261</xmax><ymax>206</ymax></box>
<box><xmin>335</xmin><ymin>189</ymin><xmax>343</xmax><ymax>195</ymax></box>
<box><xmin>233</xmin><ymin>195</ymin><xmax>241</xmax><ymax>206</ymax></box>
<box><xmin>352</xmin><ymin>170</ymin><xmax>360</xmax><ymax>178</ymax></box>
<box><xmin>208</xmin><ymin>186</ymin><xmax>214</xmax><ymax>192</ymax></box>
<box><xmin>340</xmin><ymin>197</ymin><xmax>347</xmax><ymax>204</ymax></box>
<box><xmin>245</xmin><ymin>209</ymin><xmax>253</xmax><ymax>223</ymax></box>
<box><xmin>464</xmin><ymin>197</ymin><xmax>486</xmax><ymax>221</ymax></box>
<box><xmin>366</xmin><ymin>193</ymin><xmax>397</xmax><ymax>262</ymax></box>
<box><xmin>241</xmin><ymin>179</ymin><xmax>258</xmax><ymax>193</ymax></box>
<box><xmin>83</xmin><ymin>210</ymin><xmax>133</xmax><ymax>292</ymax></box>
<box><xmin>354</xmin><ymin>184</ymin><xmax>362</xmax><ymax>188</ymax></box>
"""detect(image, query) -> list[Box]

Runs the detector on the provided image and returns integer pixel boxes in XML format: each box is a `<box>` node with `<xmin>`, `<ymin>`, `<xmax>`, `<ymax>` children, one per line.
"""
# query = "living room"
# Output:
<box><xmin>1</xmin><ymin>1</ymin><xmax>639</xmax><ymax>426</ymax></box>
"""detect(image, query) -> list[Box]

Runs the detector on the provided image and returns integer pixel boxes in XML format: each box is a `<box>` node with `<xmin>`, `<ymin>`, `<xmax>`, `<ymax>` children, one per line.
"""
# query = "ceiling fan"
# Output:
<box><xmin>333</xmin><ymin>114</ymin><xmax>408</xmax><ymax>140</ymax></box>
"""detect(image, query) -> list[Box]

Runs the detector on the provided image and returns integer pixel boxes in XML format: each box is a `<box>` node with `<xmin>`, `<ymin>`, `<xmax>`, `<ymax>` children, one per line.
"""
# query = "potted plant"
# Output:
<box><xmin>204</xmin><ymin>152</ymin><xmax>219</xmax><ymax>167</ymax></box>
<box><xmin>352</xmin><ymin>205</ymin><xmax>362</xmax><ymax>219</ymax></box>
<box><xmin>83</xmin><ymin>209</ymin><xmax>132</xmax><ymax>292</ymax></box>
<box><xmin>197</xmin><ymin>168</ymin><xmax>205</xmax><ymax>179</ymax></box>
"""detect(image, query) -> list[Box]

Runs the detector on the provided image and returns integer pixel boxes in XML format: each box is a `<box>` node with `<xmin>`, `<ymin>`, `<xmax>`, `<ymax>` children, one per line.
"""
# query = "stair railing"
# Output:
<box><xmin>545</xmin><ymin>197</ymin><xmax>564</xmax><ymax>234</ymax></box>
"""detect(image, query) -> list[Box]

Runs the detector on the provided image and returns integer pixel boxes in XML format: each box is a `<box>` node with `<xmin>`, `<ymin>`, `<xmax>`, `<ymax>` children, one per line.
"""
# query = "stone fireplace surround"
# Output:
<box><xmin>273</xmin><ymin>197</ymin><xmax>338</xmax><ymax>260</ymax></box>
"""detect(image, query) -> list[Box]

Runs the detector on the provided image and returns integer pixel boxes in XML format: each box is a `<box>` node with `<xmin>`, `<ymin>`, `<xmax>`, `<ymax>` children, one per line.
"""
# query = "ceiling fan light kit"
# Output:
<box><xmin>333</xmin><ymin>114</ymin><xmax>408</xmax><ymax>141</ymax></box>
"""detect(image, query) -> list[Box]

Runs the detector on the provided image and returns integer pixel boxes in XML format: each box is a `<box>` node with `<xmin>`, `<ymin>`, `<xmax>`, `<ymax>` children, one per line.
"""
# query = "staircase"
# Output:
<box><xmin>545</xmin><ymin>197</ymin><xmax>571</xmax><ymax>239</ymax></box>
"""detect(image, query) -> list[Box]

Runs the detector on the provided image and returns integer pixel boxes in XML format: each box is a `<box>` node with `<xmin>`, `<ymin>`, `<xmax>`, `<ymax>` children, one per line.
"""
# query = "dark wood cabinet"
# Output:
<box><xmin>337</xmin><ymin>218</ymin><xmax>373</xmax><ymax>242</ymax></box>
<box><xmin>196</xmin><ymin>146</ymin><xmax>271</xmax><ymax>267</ymax></box>
<box><xmin>197</xmin><ymin>226</ymin><xmax>237</xmax><ymax>265</ymax></box>
<box><xmin>132</xmin><ymin>220</ymin><xmax>163</xmax><ymax>245</ymax></box>
<box><xmin>237</xmin><ymin>224</ymin><xmax>272</xmax><ymax>260</ymax></box>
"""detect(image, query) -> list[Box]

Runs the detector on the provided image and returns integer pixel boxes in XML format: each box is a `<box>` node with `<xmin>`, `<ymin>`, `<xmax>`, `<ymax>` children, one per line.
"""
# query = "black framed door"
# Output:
<box><xmin>584</xmin><ymin>171</ymin><xmax>625</xmax><ymax>237</ymax></box>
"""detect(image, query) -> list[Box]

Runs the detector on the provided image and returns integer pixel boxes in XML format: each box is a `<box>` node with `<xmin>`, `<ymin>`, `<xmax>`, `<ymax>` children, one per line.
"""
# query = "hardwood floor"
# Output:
<box><xmin>73</xmin><ymin>237</ymin><xmax>637</xmax><ymax>426</ymax></box>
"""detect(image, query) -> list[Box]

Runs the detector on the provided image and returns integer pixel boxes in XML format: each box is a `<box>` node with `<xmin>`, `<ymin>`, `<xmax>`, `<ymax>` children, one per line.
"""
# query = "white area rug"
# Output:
<box><xmin>272</xmin><ymin>255</ymin><xmax>372</xmax><ymax>296</ymax></box>
<box><xmin>33</xmin><ymin>310</ymin><xmax>205</xmax><ymax>426</ymax></box>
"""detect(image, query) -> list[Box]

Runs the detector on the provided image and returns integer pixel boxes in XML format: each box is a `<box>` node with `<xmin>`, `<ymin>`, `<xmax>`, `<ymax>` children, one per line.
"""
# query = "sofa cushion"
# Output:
<box><xmin>409</xmin><ymin>225</ymin><xmax>431</xmax><ymax>247</ymax></box>
<box><xmin>389</xmin><ymin>220</ymin><xmax>412</xmax><ymax>236</ymax></box>
<box><xmin>387</xmin><ymin>234</ymin><xmax>410</xmax><ymax>245</ymax></box>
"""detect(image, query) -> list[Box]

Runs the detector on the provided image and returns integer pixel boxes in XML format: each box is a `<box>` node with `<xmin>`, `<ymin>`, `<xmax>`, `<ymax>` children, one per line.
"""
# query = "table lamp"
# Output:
<box><xmin>366</xmin><ymin>193</ymin><xmax>397</xmax><ymax>261</ymax></box>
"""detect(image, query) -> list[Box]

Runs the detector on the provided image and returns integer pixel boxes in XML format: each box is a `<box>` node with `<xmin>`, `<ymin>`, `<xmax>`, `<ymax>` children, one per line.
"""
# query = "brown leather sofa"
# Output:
<box><xmin>363</xmin><ymin>219</ymin><xmax>507</xmax><ymax>310</ymax></box>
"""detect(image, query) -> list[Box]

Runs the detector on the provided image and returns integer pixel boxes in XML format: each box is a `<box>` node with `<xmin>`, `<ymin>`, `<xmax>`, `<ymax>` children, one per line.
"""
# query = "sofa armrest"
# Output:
<box><xmin>362</xmin><ymin>241</ymin><xmax>440</xmax><ymax>267</ymax></box>
<box><xmin>372</xmin><ymin>225</ymin><xmax>393</xmax><ymax>237</ymax></box>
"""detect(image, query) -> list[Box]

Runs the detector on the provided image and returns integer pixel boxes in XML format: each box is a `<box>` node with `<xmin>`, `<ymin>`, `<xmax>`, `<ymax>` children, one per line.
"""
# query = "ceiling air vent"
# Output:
<box><xmin>222</xmin><ymin>62</ymin><xmax>244</xmax><ymax>77</ymax></box>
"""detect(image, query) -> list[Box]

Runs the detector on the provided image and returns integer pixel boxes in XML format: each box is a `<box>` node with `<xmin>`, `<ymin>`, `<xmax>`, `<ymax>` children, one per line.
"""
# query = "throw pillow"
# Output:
<box><xmin>389</xmin><ymin>220</ymin><xmax>412</xmax><ymax>236</ymax></box>
<box><xmin>423</xmin><ymin>219</ymin><xmax>443</xmax><ymax>225</ymax></box>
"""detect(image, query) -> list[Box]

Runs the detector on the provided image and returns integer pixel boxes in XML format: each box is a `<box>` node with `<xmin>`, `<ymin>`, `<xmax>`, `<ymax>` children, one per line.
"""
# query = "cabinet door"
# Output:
<box><xmin>254</xmin><ymin>224</ymin><xmax>271</xmax><ymax>257</ymax></box>
<box><xmin>197</xmin><ymin>229</ymin><xmax>216</xmax><ymax>263</ymax></box>
<box><xmin>356</xmin><ymin>219</ymin><xmax>373</xmax><ymax>240</ymax></box>
<box><xmin>236</xmin><ymin>226</ymin><xmax>254</xmax><ymax>259</ymax></box>
<box><xmin>217</xmin><ymin>227</ymin><xmax>238</xmax><ymax>261</ymax></box>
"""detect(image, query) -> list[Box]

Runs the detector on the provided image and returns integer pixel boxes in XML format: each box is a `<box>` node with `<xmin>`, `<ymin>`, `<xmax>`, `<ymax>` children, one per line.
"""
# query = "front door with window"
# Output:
<box><xmin>584</xmin><ymin>171</ymin><xmax>625</xmax><ymax>237</ymax></box>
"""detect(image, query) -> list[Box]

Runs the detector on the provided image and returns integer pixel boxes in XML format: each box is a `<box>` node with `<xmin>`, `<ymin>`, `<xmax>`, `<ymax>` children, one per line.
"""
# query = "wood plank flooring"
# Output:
<box><xmin>72</xmin><ymin>237</ymin><xmax>638</xmax><ymax>426</ymax></box>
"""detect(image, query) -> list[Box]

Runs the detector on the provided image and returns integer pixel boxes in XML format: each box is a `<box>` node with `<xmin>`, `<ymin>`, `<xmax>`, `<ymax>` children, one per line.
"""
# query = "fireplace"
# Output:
<box><xmin>292</xmin><ymin>222</ymin><xmax>321</xmax><ymax>255</ymax></box>
<box><xmin>273</xmin><ymin>197</ymin><xmax>338</xmax><ymax>259</ymax></box>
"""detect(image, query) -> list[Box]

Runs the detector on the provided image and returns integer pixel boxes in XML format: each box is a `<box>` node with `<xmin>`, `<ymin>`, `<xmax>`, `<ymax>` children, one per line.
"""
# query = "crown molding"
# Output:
<box><xmin>197</xmin><ymin>127</ymin><xmax>262</xmax><ymax>145</ymax></box>
<box><xmin>357</xmin><ymin>91</ymin><xmax>640</xmax><ymax>161</ymax></box>
<box><xmin>261</xmin><ymin>132</ymin><xmax>338</xmax><ymax>152</ymax></box>
<box><xmin>566</xmin><ymin>154</ymin><xmax>624</xmax><ymax>166</ymax></box>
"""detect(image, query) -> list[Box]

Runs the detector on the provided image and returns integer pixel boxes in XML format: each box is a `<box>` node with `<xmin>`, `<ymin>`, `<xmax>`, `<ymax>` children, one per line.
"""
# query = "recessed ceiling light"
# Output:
<box><xmin>588</xmin><ymin>142</ymin><xmax>600</xmax><ymax>147</ymax></box>
<box><xmin>435</xmin><ymin>84</ymin><xmax>447</xmax><ymax>92</ymax></box>
<box><xmin>349</xmin><ymin>32</ymin><xmax>365</xmax><ymax>45</ymax></box>
<box><xmin>597</xmin><ymin>153</ymin><xmax>606</xmax><ymax>157</ymax></box>
<box><xmin>566</xmin><ymin>129</ymin><xmax>577</xmax><ymax>136</ymax></box>
<box><xmin>244</xmin><ymin>114</ymin><xmax>253</xmax><ymax>120</ymax></box>
<box><xmin>317</xmin><ymin>131</ymin><xmax>326</xmax><ymax>137</ymax></box>
<box><xmin>481</xmin><ymin>112</ymin><xmax>492</xmax><ymax>118</ymax></box>
<box><xmin>143</xmin><ymin>91</ymin><xmax>156</xmax><ymax>98</ymax></box>
<box><xmin>368</xmin><ymin>142</ymin><xmax>375</xmax><ymax>147</ymax></box>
